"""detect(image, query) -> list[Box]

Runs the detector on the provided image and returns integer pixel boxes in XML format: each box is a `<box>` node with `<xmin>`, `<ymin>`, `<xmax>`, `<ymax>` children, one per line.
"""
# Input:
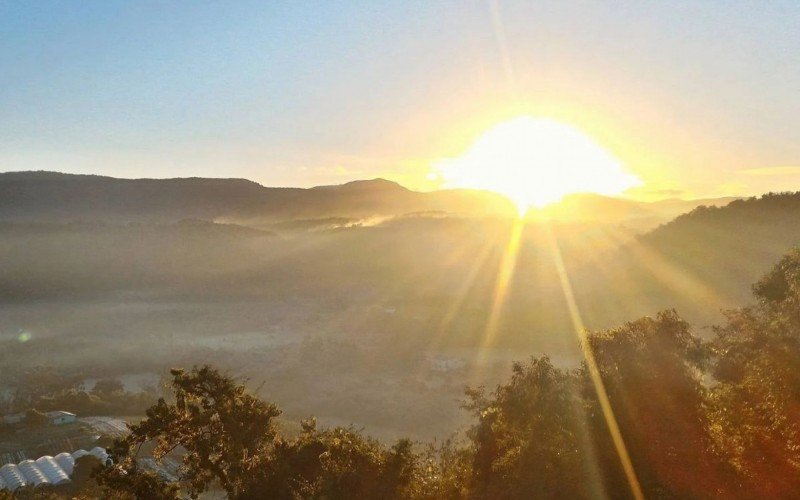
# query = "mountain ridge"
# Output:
<box><xmin>0</xmin><ymin>170</ymin><xmax>513</xmax><ymax>223</ymax></box>
<box><xmin>0</xmin><ymin>171</ymin><xmax>740</xmax><ymax>230</ymax></box>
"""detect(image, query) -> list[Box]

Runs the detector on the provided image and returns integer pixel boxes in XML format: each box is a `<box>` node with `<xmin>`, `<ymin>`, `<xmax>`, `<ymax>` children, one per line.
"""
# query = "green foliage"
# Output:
<box><xmin>753</xmin><ymin>247</ymin><xmax>800</xmax><ymax>312</ymax></box>
<box><xmin>98</xmin><ymin>370</ymin><xmax>425</xmax><ymax>499</ymax></box>
<box><xmin>101</xmin><ymin>366</ymin><xmax>281</xmax><ymax>498</ymax></box>
<box><xmin>0</xmin><ymin>487</ymin><xmax>62</xmax><ymax>499</ymax></box>
<box><xmin>94</xmin><ymin>460</ymin><xmax>179</xmax><ymax>500</ymax></box>
<box><xmin>585</xmin><ymin>310</ymin><xmax>731</xmax><ymax>498</ymax></box>
<box><xmin>708</xmin><ymin>248</ymin><xmax>800</xmax><ymax>497</ymax></box>
<box><xmin>413</xmin><ymin>438</ymin><xmax>472</xmax><ymax>500</ymax></box>
<box><xmin>257</xmin><ymin>419</ymin><xmax>419</xmax><ymax>499</ymax></box>
<box><xmin>91</xmin><ymin>379</ymin><xmax>126</xmax><ymax>396</ymax></box>
<box><xmin>5</xmin><ymin>368</ymin><xmax>156</xmax><ymax>419</ymax></box>
<box><xmin>462</xmin><ymin>357</ymin><xmax>592</xmax><ymax>499</ymax></box>
<box><xmin>24</xmin><ymin>408</ymin><xmax>49</xmax><ymax>428</ymax></box>
<box><xmin>7</xmin><ymin>367</ymin><xmax>84</xmax><ymax>411</ymax></box>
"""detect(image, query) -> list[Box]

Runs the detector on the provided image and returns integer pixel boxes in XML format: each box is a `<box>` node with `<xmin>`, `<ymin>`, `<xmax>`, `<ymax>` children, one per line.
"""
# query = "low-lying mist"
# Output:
<box><xmin>3</xmin><ymin>193</ymin><xmax>799</xmax><ymax>439</ymax></box>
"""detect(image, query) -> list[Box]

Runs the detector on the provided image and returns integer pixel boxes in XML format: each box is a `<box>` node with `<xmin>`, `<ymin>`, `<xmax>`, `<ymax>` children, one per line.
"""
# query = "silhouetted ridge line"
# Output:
<box><xmin>0</xmin><ymin>171</ymin><xmax>514</xmax><ymax>223</ymax></box>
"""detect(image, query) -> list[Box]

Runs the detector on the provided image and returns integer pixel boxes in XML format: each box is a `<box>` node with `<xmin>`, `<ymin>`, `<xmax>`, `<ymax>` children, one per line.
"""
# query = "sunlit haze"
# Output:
<box><xmin>434</xmin><ymin>117</ymin><xmax>641</xmax><ymax>211</ymax></box>
<box><xmin>1</xmin><ymin>4</ymin><xmax>800</xmax><ymax>499</ymax></box>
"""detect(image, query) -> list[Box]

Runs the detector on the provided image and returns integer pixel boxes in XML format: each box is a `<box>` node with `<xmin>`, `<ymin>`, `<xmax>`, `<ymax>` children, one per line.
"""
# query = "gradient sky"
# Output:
<box><xmin>1</xmin><ymin>1</ymin><xmax>798</xmax><ymax>199</ymax></box>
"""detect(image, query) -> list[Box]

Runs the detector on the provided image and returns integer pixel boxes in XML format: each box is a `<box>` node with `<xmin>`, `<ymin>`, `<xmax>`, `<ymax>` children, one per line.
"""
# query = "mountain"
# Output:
<box><xmin>635</xmin><ymin>192</ymin><xmax>800</xmax><ymax>291</ymax></box>
<box><xmin>531</xmin><ymin>192</ymin><xmax>739</xmax><ymax>231</ymax></box>
<box><xmin>570</xmin><ymin>192</ymin><xmax>800</xmax><ymax>330</ymax></box>
<box><xmin>0</xmin><ymin>171</ymin><xmax>515</xmax><ymax>223</ymax></box>
<box><xmin>0</xmin><ymin>171</ymin><xmax>740</xmax><ymax>230</ymax></box>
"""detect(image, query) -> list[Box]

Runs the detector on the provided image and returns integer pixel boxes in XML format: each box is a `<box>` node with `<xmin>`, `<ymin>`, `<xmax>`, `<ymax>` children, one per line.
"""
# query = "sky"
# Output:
<box><xmin>1</xmin><ymin>0</ymin><xmax>798</xmax><ymax>200</ymax></box>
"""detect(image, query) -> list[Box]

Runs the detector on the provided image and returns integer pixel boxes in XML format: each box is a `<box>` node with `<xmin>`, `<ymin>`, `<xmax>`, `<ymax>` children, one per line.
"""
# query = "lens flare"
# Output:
<box><xmin>434</xmin><ymin>116</ymin><xmax>641</xmax><ymax>212</ymax></box>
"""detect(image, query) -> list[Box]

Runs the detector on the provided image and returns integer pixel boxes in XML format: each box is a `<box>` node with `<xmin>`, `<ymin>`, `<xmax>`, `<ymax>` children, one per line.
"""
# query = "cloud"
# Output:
<box><xmin>623</xmin><ymin>186</ymin><xmax>688</xmax><ymax>200</ymax></box>
<box><xmin>715</xmin><ymin>182</ymin><xmax>750</xmax><ymax>196</ymax></box>
<box><xmin>640</xmin><ymin>188</ymin><xmax>686</xmax><ymax>197</ymax></box>
<box><xmin>739</xmin><ymin>166</ymin><xmax>800</xmax><ymax>176</ymax></box>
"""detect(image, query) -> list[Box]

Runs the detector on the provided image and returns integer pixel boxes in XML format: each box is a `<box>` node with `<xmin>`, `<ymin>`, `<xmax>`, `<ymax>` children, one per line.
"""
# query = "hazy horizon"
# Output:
<box><xmin>0</xmin><ymin>168</ymin><xmax>748</xmax><ymax>206</ymax></box>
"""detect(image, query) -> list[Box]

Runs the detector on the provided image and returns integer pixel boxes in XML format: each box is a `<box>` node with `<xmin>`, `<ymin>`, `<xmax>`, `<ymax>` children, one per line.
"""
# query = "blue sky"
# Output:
<box><xmin>1</xmin><ymin>1</ymin><xmax>798</xmax><ymax>198</ymax></box>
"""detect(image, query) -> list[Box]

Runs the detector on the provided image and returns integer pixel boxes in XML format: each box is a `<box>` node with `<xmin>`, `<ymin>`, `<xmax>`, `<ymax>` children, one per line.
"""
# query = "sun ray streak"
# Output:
<box><xmin>488</xmin><ymin>0</ymin><xmax>517</xmax><ymax>92</ymax></box>
<box><xmin>544</xmin><ymin>224</ymin><xmax>645</xmax><ymax>500</ymax></box>
<box><xmin>425</xmin><ymin>235</ymin><xmax>499</xmax><ymax>354</ymax></box>
<box><xmin>473</xmin><ymin>217</ymin><xmax>525</xmax><ymax>376</ymax></box>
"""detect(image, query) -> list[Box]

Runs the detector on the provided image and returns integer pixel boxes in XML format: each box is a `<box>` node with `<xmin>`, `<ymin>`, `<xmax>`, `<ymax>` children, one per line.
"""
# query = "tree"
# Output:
<box><xmin>25</xmin><ymin>408</ymin><xmax>50</xmax><ymax>428</ymax></box>
<box><xmin>100</xmin><ymin>366</ymin><xmax>281</xmax><ymax>499</ymax></box>
<box><xmin>462</xmin><ymin>357</ymin><xmax>594</xmax><ymax>499</ymax></box>
<box><xmin>752</xmin><ymin>247</ymin><xmax>800</xmax><ymax>314</ymax></box>
<box><xmin>709</xmin><ymin>249</ymin><xmax>800</xmax><ymax>496</ymax></box>
<box><xmin>99</xmin><ymin>367</ymin><xmax>423</xmax><ymax>499</ymax></box>
<box><xmin>10</xmin><ymin>367</ymin><xmax>83</xmax><ymax>411</ymax></box>
<box><xmin>91</xmin><ymin>379</ymin><xmax>125</xmax><ymax>396</ymax></box>
<box><xmin>584</xmin><ymin>310</ymin><xmax>732</xmax><ymax>498</ymax></box>
<box><xmin>413</xmin><ymin>438</ymin><xmax>471</xmax><ymax>500</ymax></box>
<box><xmin>256</xmin><ymin>418</ymin><xmax>420</xmax><ymax>499</ymax></box>
<box><xmin>94</xmin><ymin>459</ymin><xmax>180</xmax><ymax>500</ymax></box>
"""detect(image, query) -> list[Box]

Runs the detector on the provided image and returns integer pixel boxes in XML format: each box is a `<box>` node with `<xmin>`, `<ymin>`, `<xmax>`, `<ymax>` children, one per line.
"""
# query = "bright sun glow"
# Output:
<box><xmin>434</xmin><ymin>116</ymin><xmax>641</xmax><ymax>211</ymax></box>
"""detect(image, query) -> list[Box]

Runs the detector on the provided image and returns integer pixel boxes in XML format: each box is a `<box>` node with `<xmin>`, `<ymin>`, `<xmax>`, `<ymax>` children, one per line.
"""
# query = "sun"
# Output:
<box><xmin>433</xmin><ymin>116</ymin><xmax>641</xmax><ymax>212</ymax></box>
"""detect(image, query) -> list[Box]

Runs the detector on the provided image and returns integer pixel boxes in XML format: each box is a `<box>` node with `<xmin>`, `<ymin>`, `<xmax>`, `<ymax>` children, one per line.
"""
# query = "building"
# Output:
<box><xmin>3</xmin><ymin>410</ymin><xmax>77</xmax><ymax>426</ymax></box>
<box><xmin>1</xmin><ymin>413</ymin><xmax>25</xmax><ymax>425</ymax></box>
<box><xmin>45</xmin><ymin>411</ymin><xmax>76</xmax><ymax>426</ymax></box>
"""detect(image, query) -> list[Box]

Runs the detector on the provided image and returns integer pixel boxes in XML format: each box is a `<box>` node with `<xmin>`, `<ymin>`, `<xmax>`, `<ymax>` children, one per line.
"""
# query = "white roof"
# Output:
<box><xmin>0</xmin><ymin>448</ymin><xmax>105</xmax><ymax>491</ymax></box>
<box><xmin>54</xmin><ymin>452</ymin><xmax>75</xmax><ymax>475</ymax></box>
<box><xmin>17</xmin><ymin>460</ymin><xmax>49</xmax><ymax>486</ymax></box>
<box><xmin>45</xmin><ymin>411</ymin><xmax>76</xmax><ymax>418</ymax></box>
<box><xmin>36</xmin><ymin>456</ymin><xmax>71</xmax><ymax>485</ymax></box>
<box><xmin>0</xmin><ymin>464</ymin><xmax>27</xmax><ymax>491</ymax></box>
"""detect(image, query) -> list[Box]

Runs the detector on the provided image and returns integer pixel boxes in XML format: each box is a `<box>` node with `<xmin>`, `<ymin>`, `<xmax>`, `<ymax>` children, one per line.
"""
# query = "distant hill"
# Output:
<box><xmin>0</xmin><ymin>171</ymin><xmax>741</xmax><ymax>230</ymax></box>
<box><xmin>571</xmin><ymin>192</ymin><xmax>800</xmax><ymax>329</ymax></box>
<box><xmin>531</xmin><ymin>192</ymin><xmax>739</xmax><ymax>231</ymax></box>
<box><xmin>637</xmin><ymin>192</ymin><xmax>800</xmax><ymax>293</ymax></box>
<box><xmin>0</xmin><ymin>171</ymin><xmax>515</xmax><ymax>223</ymax></box>
<box><xmin>643</xmin><ymin>192</ymin><xmax>800</xmax><ymax>243</ymax></box>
